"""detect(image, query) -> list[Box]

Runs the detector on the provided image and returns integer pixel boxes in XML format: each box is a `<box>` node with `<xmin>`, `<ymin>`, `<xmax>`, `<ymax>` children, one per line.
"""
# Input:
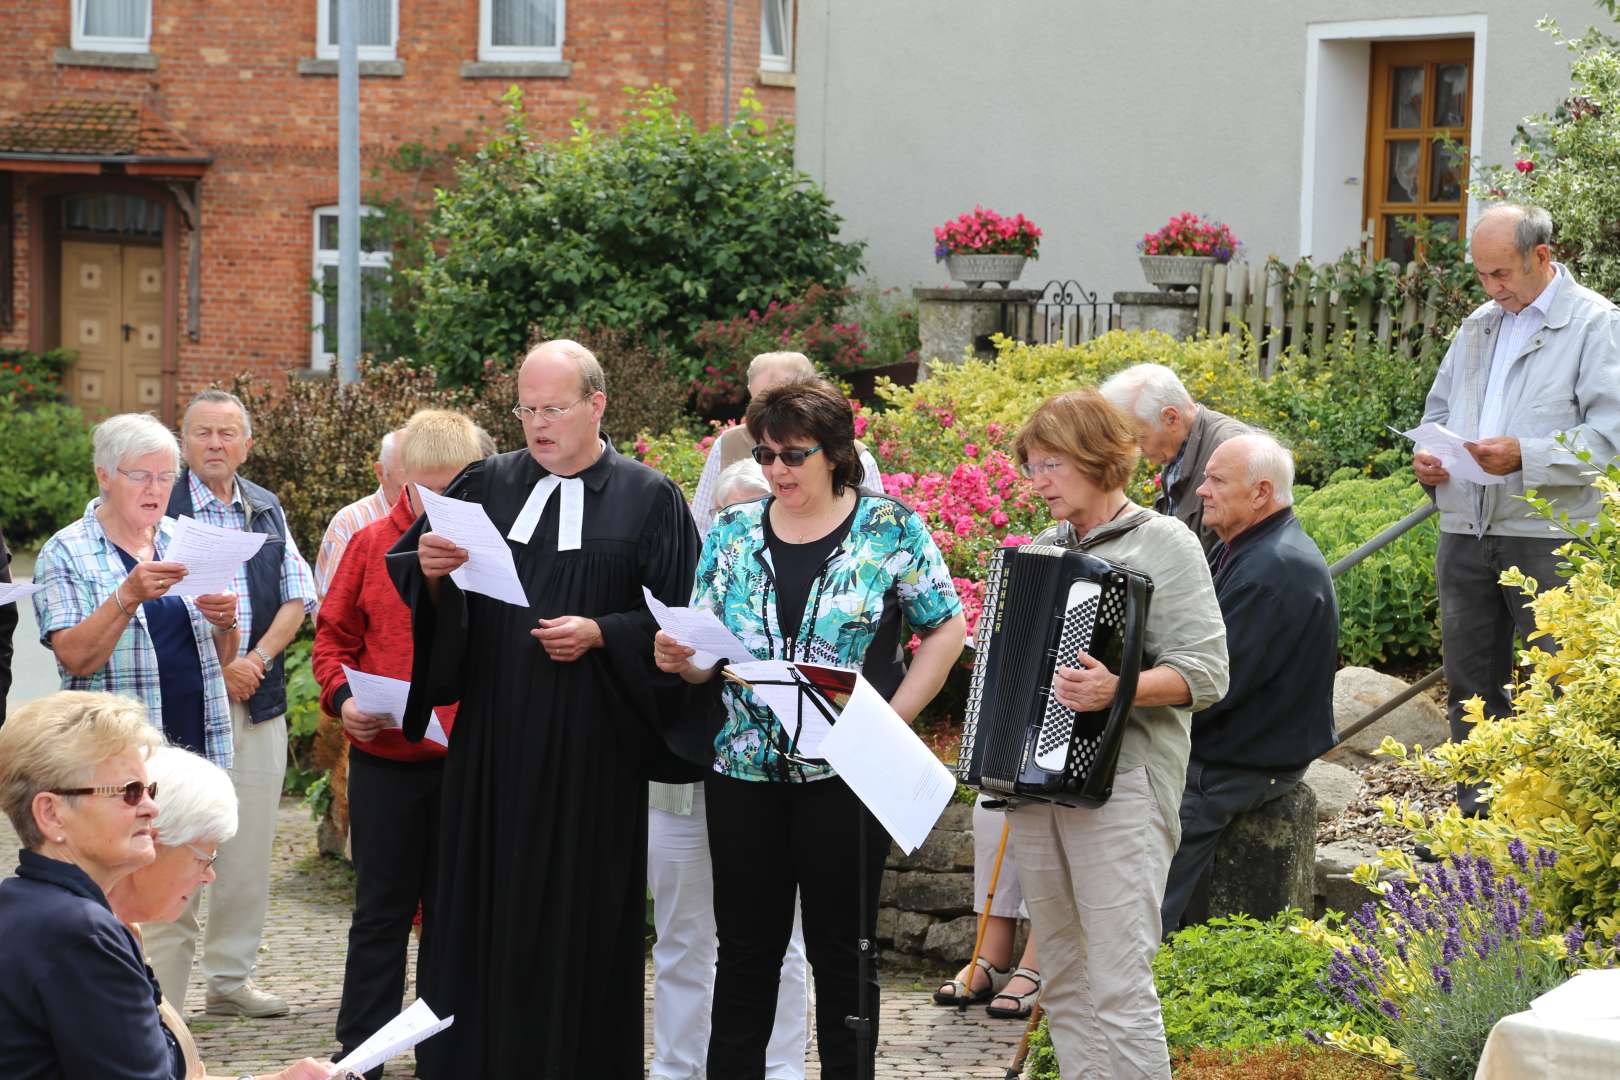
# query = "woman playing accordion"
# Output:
<box><xmin>1004</xmin><ymin>389</ymin><xmax>1228</xmax><ymax>1079</ymax></box>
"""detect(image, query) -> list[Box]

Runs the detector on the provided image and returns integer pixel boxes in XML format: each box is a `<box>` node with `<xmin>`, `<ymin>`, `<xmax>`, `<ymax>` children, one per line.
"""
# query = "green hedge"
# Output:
<box><xmin>0</xmin><ymin>401</ymin><xmax>98</xmax><ymax>545</ymax></box>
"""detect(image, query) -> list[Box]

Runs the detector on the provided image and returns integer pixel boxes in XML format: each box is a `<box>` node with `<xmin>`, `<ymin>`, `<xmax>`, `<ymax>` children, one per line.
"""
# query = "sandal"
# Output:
<box><xmin>932</xmin><ymin>956</ymin><xmax>1011</xmax><ymax>1006</ymax></box>
<box><xmin>985</xmin><ymin>967</ymin><xmax>1042</xmax><ymax>1019</ymax></box>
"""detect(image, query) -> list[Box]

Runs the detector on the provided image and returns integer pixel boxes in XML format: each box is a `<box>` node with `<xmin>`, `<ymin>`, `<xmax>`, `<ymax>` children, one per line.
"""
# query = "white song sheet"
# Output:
<box><xmin>1400</xmin><ymin>422</ymin><xmax>1506</xmax><ymax>486</ymax></box>
<box><xmin>341</xmin><ymin>666</ymin><xmax>448</xmax><ymax>747</ymax></box>
<box><xmin>642</xmin><ymin>586</ymin><xmax>752</xmax><ymax>670</ymax></box>
<box><xmin>334</xmin><ymin>998</ymin><xmax>454</xmax><ymax>1076</ymax></box>
<box><xmin>415</xmin><ymin>485</ymin><xmax>530</xmax><ymax>607</ymax></box>
<box><xmin>817</xmin><ymin>674</ymin><xmax>956</xmax><ymax>854</ymax></box>
<box><xmin>0</xmin><ymin>580</ymin><xmax>41</xmax><ymax>606</ymax></box>
<box><xmin>164</xmin><ymin>516</ymin><xmax>267</xmax><ymax>596</ymax></box>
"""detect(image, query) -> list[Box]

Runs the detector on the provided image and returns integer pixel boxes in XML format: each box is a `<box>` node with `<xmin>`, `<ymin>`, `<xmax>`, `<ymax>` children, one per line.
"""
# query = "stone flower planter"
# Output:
<box><xmin>1139</xmin><ymin>253</ymin><xmax>1215</xmax><ymax>292</ymax></box>
<box><xmin>945</xmin><ymin>253</ymin><xmax>1029</xmax><ymax>289</ymax></box>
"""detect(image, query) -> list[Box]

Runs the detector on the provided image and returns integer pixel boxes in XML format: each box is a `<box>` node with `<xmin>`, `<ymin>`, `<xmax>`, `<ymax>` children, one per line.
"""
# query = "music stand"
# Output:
<box><xmin>724</xmin><ymin>666</ymin><xmax>879</xmax><ymax>1080</ymax></box>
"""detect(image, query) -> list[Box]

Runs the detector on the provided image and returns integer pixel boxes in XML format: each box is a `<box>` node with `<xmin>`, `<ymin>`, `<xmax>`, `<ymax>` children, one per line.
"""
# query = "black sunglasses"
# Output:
<box><xmin>750</xmin><ymin>444</ymin><xmax>823</xmax><ymax>468</ymax></box>
<box><xmin>50</xmin><ymin>780</ymin><xmax>157</xmax><ymax>807</ymax></box>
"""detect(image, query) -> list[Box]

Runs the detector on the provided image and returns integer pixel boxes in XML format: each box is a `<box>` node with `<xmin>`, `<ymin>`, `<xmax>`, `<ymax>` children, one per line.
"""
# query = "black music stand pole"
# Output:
<box><xmin>845</xmin><ymin>786</ymin><xmax>875</xmax><ymax>1080</ymax></box>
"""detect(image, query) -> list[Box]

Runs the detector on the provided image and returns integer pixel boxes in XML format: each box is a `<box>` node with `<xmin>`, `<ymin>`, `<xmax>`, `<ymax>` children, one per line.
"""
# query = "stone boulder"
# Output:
<box><xmin>923</xmin><ymin>914</ymin><xmax>981</xmax><ymax>962</ymax></box>
<box><xmin>1304</xmin><ymin>760</ymin><xmax>1363</xmax><ymax>823</ymax></box>
<box><xmin>1326</xmin><ymin>666</ymin><xmax>1449</xmax><ymax>764</ymax></box>
<box><xmin>1203</xmin><ymin>783</ymin><xmax>1317</xmax><ymax>923</ymax></box>
<box><xmin>1314</xmin><ymin>840</ymin><xmax>1387</xmax><ymax>920</ymax></box>
<box><xmin>892</xmin><ymin>871</ymin><xmax>975</xmax><ymax>918</ymax></box>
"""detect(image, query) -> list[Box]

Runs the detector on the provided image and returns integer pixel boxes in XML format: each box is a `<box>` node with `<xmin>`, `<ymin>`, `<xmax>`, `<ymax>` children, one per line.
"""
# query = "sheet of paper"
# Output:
<box><xmin>416</xmin><ymin>485</ymin><xmax>530</xmax><ymax>607</ymax></box>
<box><xmin>0</xmin><ymin>580</ymin><xmax>41</xmax><ymax>605</ymax></box>
<box><xmin>1531</xmin><ymin>968</ymin><xmax>1620</xmax><ymax>1021</ymax></box>
<box><xmin>725</xmin><ymin>660</ymin><xmax>837</xmax><ymax>757</ymax></box>
<box><xmin>818</xmin><ymin>674</ymin><xmax>956</xmax><ymax>854</ymax></box>
<box><xmin>1400</xmin><ymin>421</ymin><xmax>1506</xmax><ymax>486</ymax></box>
<box><xmin>643</xmin><ymin>585</ymin><xmax>752</xmax><ymax>669</ymax></box>
<box><xmin>163</xmin><ymin>516</ymin><xmax>267</xmax><ymax>596</ymax></box>
<box><xmin>341</xmin><ymin>666</ymin><xmax>449</xmax><ymax>747</ymax></box>
<box><xmin>334</xmin><ymin>998</ymin><xmax>454</xmax><ymax>1075</ymax></box>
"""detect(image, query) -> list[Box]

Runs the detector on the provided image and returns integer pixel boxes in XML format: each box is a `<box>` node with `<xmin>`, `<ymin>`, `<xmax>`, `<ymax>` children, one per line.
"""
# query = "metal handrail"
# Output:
<box><xmin>1323</xmin><ymin>499</ymin><xmax>1442</xmax><ymax>753</ymax></box>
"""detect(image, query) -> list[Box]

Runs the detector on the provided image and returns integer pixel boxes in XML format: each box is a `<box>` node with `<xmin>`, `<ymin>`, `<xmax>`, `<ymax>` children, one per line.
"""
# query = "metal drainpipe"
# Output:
<box><xmin>722</xmin><ymin>0</ymin><xmax>735</xmax><ymax>126</ymax></box>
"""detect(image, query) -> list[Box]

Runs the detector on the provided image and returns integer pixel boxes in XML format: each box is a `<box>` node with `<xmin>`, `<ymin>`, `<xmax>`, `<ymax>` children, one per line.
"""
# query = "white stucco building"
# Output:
<box><xmin>794</xmin><ymin>1</ymin><xmax>1594</xmax><ymax>298</ymax></box>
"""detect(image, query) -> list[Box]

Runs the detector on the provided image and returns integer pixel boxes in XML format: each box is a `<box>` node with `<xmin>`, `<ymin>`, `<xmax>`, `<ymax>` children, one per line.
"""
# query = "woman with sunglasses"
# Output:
<box><xmin>32</xmin><ymin>414</ymin><xmax>239</xmax><ymax>771</ymax></box>
<box><xmin>654</xmin><ymin>378</ymin><xmax>966</xmax><ymax>1079</ymax></box>
<box><xmin>0</xmin><ymin>691</ymin><xmax>337</xmax><ymax>1078</ymax></box>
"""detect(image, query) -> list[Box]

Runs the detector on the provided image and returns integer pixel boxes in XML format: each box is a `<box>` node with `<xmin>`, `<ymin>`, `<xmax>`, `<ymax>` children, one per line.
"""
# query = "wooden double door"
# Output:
<box><xmin>60</xmin><ymin>240</ymin><xmax>165</xmax><ymax>418</ymax></box>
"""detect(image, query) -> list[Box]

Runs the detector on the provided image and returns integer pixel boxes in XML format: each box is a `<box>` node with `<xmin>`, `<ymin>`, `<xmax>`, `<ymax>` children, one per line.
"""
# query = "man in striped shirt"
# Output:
<box><xmin>315</xmin><ymin>430</ymin><xmax>402</xmax><ymax>598</ymax></box>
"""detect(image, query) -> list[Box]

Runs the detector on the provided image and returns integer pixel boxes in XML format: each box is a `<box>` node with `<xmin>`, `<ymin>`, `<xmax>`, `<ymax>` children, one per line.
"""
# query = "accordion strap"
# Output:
<box><xmin>1069</xmin><ymin>506</ymin><xmax>1154</xmax><ymax>553</ymax></box>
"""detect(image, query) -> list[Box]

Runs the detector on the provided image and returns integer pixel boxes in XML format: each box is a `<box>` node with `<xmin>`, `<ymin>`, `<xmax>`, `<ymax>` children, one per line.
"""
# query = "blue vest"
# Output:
<box><xmin>168</xmin><ymin>468</ymin><xmax>291</xmax><ymax>722</ymax></box>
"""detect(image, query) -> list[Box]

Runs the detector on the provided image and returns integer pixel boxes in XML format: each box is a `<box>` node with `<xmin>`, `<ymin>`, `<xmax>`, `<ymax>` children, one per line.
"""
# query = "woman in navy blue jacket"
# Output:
<box><xmin>0</xmin><ymin>691</ymin><xmax>333</xmax><ymax>1080</ymax></box>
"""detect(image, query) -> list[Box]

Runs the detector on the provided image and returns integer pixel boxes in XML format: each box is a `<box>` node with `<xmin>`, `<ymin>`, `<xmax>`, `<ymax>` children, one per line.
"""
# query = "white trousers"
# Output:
<box><xmin>1008</xmin><ymin>767</ymin><xmax>1174</xmax><ymax>1080</ymax></box>
<box><xmin>144</xmin><ymin>702</ymin><xmax>287</xmax><ymax>1009</ymax></box>
<box><xmin>648</xmin><ymin>782</ymin><xmax>809</xmax><ymax>1080</ymax></box>
<box><xmin>973</xmin><ymin>797</ymin><xmax>1023</xmax><ymax>918</ymax></box>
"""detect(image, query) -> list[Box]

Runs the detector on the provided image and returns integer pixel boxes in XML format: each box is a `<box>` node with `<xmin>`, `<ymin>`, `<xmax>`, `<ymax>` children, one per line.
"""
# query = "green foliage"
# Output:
<box><xmin>0</xmin><ymin>401</ymin><xmax>98</xmax><ymax>545</ymax></box>
<box><xmin>691</xmin><ymin>285</ymin><xmax>866</xmax><ymax>411</ymax></box>
<box><xmin>631</xmin><ymin>421</ymin><xmax>721</xmax><ymax>503</ymax></box>
<box><xmin>281</xmin><ymin>637</ymin><xmax>325</xmax><ymax>799</ymax></box>
<box><xmin>0</xmin><ymin>346</ymin><xmax>74</xmax><ymax>406</ymax></box>
<box><xmin>1474</xmin><ymin>14</ymin><xmax>1620</xmax><ymax>300</ymax></box>
<box><xmin>1379</xmin><ymin>456</ymin><xmax>1620</xmax><ymax>943</ymax></box>
<box><xmin>410</xmin><ymin>86</ymin><xmax>865</xmax><ymax>383</ymax></box>
<box><xmin>840</xmin><ymin>284</ymin><xmax>920</xmax><ymax>371</ymax></box>
<box><xmin>1294</xmin><ymin>472</ymin><xmax>1440</xmax><ymax>668</ymax></box>
<box><xmin>1023</xmin><ymin>912</ymin><xmax>1358</xmax><ymax>1078</ymax></box>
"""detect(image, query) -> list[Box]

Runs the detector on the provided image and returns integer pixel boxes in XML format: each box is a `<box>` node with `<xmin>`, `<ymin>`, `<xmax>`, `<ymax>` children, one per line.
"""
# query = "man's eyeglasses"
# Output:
<box><xmin>116</xmin><ymin>468</ymin><xmax>179</xmax><ymax>488</ymax></box>
<box><xmin>1017</xmin><ymin>457</ymin><xmax>1066</xmax><ymax>479</ymax></box>
<box><xmin>50</xmin><ymin>780</ymin><xmax>157</xmax><ymax>807</ymax></box>
<box><xmin>511</xmin><ymin>398</ymin><xmax>588</xmax><ymax>424</ymax></box>
<box><xmin>751</xmin><ymin>444</ymin><xmax>823</xmax><ymax>468</ymax></box>
<box><xmin>184</xmin><ymin>843</ymin><xmax>219</xmax><ymax>869</ymax></box>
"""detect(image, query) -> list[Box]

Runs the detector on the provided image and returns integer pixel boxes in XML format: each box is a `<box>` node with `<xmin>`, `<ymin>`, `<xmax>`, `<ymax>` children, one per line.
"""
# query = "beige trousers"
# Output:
<box><xmin>144</xmin><ymin>702</ymin><xmax>287</xmax><ymax>1009</ymax></box>
<box><xmin>1008</xmin><ymin>766</ymin><xmax>1175</xmax><ymax>1080</ymax></box>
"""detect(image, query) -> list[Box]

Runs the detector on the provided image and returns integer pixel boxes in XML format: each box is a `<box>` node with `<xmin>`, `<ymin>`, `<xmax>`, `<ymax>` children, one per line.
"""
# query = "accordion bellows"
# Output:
<box><xmin>957</xmin><ymin>544</ymin><xmax>1154</xmax><ymax>807</ymax></box>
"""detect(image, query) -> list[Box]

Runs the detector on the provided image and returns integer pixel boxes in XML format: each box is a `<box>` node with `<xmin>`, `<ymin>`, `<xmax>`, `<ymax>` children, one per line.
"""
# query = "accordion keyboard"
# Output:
<box><xmin>1033</xmin><ymin>579</ymin><xmax>1101</xmax><ymax>773</ymax></box>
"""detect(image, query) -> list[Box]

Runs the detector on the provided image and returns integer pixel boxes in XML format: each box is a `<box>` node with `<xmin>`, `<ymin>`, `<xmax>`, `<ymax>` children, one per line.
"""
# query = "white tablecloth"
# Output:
<box><xmin>1475</xmin><ymin>1010</ymin><xmax>1620</xmax><ymax>1079</ymax></box>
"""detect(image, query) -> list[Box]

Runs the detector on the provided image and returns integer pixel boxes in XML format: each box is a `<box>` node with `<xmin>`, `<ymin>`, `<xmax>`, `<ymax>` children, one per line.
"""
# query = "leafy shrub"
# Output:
<box><xmin>1310</xmin><ymin>848</ymin><xmax>1614</xmax><ymax>1080</ymax></box>
<box><xmin>1294</xmin><ymin>471</ymin><xmax>1440</xmax><ymax>668</ymax></box>
<box><xmin>632</xmin><ymin>422</ymin><xmax>725</xmax><ymax>504</ymax></box>
<box><xmin>280</xmin><ymin>636</ymin><xmax>327</xmax><ymax>799</ymax></box>
<box><xmin>840</xmin><ymin>284</ymin><xmax>920</xmax><ymax>371</ymax></box>
<box><xmin>410</xmin><ymin>86</ymin><xmax>865</xmax><ymax>384</ymax></box>
<box><xmin>0</xmin><ymin>347</ymin><xmax>73</xmax><ymax>406</ymax></box>
<box><xmin>1476</xmin><ymin>11</ymin><xmax>1620</xmax><ymax>301</ymax></box>
<box><xmin>1377</xmin><ymin>458</ymin><xmax>1620</xmax><ymax>943</ymax></box>
<box><xmin>1024</xmin><ymin>911</ymin><xmax>1359</xmax><ymax>1078</ymax></box>
<box><xmin>0</xmin><ymin>401</ymin><xmax>98</xmax><ymax>544</ymax></box>
<box><xmin>691</xmin><ymin>285</ymin><xmax>866</xmax><ymax>412</ymax></box>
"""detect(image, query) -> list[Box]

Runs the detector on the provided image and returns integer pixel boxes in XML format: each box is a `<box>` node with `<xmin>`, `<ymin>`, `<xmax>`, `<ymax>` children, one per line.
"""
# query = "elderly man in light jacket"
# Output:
<box><xmin>1416</xmin><ymin>203</ymin><xmax>1620</xmax><ymax>816</ymax></box>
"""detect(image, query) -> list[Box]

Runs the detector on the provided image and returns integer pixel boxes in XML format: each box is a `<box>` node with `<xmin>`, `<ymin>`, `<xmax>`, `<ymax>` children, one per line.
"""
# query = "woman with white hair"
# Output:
<box><xmin>32</xmin><ymin>413</ymin><xmax>240</xmax><ymax>769</ymax></box>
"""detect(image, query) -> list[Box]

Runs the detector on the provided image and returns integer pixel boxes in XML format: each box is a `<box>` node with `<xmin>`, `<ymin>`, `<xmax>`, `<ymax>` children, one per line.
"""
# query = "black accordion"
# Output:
<box><xmin>956</xmin><ymin>544</ymin><xmax>1153</xmax><ymax>806</ymax></box>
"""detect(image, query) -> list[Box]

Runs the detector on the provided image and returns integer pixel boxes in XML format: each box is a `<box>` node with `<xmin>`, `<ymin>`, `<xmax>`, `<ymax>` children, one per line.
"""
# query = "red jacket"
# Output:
<box><xmin>313</xmin><ymin>492</ymin><xmax>455</xmax><ymax>763</ymax></box>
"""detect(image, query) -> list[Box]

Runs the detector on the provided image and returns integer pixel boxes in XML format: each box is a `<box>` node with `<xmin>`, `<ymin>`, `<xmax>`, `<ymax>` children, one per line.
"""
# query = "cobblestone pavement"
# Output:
<box><xmin>3</xmin><ymin>799</ymin><xmax>1027</xmax><ymax>1078</ymax></box>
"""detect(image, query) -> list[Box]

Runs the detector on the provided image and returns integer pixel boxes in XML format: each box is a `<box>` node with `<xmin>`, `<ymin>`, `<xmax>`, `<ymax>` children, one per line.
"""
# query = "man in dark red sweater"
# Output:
<box><xmin>313</xmin><ymin>409</ymin><xmax>486</xmax><ymax>1072</ymax></box>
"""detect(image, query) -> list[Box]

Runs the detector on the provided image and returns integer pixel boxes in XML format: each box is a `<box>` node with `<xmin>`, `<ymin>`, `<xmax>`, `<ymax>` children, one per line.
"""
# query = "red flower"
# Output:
<box><xmin>1516</xmin><ymin>160</ymin><xmax>1535</xmax><ymax>173</ymax></box>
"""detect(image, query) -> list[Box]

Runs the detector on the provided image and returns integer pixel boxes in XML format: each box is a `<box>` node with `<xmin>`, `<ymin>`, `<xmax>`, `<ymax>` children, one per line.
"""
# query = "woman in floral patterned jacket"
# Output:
<box><xmin>655</xmin><ymin>378</ymin><xmax>965</xmax><ymax>1080</ymax></box>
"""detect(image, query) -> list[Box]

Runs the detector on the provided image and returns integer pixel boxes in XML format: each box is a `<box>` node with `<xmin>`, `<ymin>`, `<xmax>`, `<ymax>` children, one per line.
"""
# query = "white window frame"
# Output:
<box><xmin>478</xmin><ymin>0</ymin><xmax>565</xmax><ymax>63</ymax></box>
<box><xmin>71</xmin><ymin>0</ymin><xmax>152</xmax><ymax>53</ymax></box>
<box><xmin>759</xmin><ymin>0</ymin><xmax>792</xmax><ymax>72</ymax></box>
<box><xmin>1300</xmin><ymin>16</ymin><xmax>1487</xmax><ymax>261</ymax></box>
<box><xmin>311</xmin><ymin>205</ymin><xmax>391</xmax><ymax>372</ymax></box>
<box><xmin>316</xmin><ymin>0</ymin><xmax>399</xmax><ymax>62</ymax></box>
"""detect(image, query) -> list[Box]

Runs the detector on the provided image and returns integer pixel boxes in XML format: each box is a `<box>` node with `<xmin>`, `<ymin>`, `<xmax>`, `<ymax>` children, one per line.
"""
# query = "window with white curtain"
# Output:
<box><xmin>311</xmin><ymin>207</ymin><xmax>392</xmax><ymax>370</ymax></box>
<box><xmin>760</xmin><ymin>0</ymin><xmax>792</xmax><ymax>71</ymax></box>
<box><xmin>316</xmin><ymin>0</ymin><xmax>398</xmax><ymax>61</ymax></box>
<box><xmin>72</xmin><ymin>0</ymin><xmax>152</xmax><ymax>52</ymax></box>
<box><xmin>479</xmin><ymin>0</ymin><xmax>564</xmax><ymax>62</ymax></box>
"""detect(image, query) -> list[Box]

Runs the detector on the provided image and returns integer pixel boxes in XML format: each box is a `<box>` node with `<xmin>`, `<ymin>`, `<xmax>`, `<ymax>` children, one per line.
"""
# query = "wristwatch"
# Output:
<box><xmin>252</xmin><ymin>645</ymin><xmax>273</xmax><ymax>670</ymax></box>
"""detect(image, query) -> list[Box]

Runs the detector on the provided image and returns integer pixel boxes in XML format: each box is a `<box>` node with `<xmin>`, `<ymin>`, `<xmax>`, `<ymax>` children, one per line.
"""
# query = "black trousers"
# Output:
<box><xmin>1436</xmin><ymin>531</ymin><xmax>1565</xmax><ymax>816</ymax></box>
<box><xmin>336</xmin><ymin>748</ymin><xmax>444</xmax><ymax>1076</ymax></box>
<box><xmin>705</xmin><ymin>772</ymin><xmax>890</xmax><ymax>1080</ymax></box>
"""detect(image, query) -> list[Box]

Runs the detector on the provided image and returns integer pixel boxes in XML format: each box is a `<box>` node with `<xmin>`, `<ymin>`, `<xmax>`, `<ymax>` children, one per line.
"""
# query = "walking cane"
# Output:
<box><xmin>960</xmin><ymin>815</ymin><xmax>1012</xmax><ymax>1013</ymax></box>
<box><xmin>1004</xmin><ymin>1001</ymin><xmax>1044</xmax><ymax>1079</ymax></box>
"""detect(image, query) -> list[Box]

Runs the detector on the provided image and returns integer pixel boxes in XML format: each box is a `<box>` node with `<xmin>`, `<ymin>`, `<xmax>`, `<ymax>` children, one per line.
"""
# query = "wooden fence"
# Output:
<box><xmin>1196</xmin><ymin>258</ymin><xmax>1450</xmax><ymax>375</ymax></box>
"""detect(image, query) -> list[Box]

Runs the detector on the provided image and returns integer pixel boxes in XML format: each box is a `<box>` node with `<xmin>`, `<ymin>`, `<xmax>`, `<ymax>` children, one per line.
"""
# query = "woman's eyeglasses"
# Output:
<box><xmin>1017</xmin><ymin>457</ymin><xmax>1066</xmax><ymax>479</ymax></box>
<box><xmin>750</xmin><ymin>444</ymin><xmax>823</xmax><ymax>468</ymax></box>
<box><xmin>184</xmin><ymin>843</ymin><xmax>219</xmax><ymax>869</ymax></box>
<box><xmin>116</xmin><ymin>468</ymin><xmax>179</xmax><ymax>487</ymax></box>
<box><xmin>50</xmin><ymin>780</ymin><xmax>157</xmax><ymax>806</ymax></box>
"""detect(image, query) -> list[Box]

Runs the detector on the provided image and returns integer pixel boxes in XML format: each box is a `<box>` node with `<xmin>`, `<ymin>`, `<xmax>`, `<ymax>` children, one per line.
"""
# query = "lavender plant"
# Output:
<box><xmin>1310</xmin><ymin>846</ymin><xmax>1615</xmax><ymax>1079</ymax></box>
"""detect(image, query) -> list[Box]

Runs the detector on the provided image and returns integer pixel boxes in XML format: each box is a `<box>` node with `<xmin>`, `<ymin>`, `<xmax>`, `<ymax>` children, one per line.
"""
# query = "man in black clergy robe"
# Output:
<box><xmin>388</xmin><ymin>340</ymin><xmax>708</xmax><ymax>1077</ymax></box>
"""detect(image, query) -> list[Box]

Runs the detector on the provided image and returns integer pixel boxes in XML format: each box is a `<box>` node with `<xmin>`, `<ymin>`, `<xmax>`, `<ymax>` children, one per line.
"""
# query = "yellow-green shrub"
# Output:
<box><xmin>1375</xmin><ymin>459</ymin><xmax>1620</xmax><ymax>943</ymax></box>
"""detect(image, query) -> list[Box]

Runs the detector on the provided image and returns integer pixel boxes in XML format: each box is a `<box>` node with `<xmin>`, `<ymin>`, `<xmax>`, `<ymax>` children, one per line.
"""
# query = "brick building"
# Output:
<box><xmin>0</xmin><ymin>0</ymin><xmax>796</xmax><ymax>422</ymax></box>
